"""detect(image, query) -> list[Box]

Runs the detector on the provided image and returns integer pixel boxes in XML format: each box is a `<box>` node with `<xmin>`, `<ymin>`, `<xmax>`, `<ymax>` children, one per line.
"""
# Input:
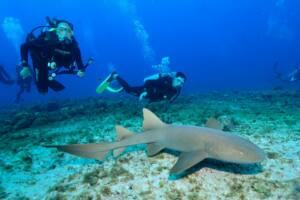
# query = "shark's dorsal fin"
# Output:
<box><xmin>143</xmin><ymin>108</ymin><xmax>166</xmax><ymax>131</ymax></box>
<box><xmin>170</xmin><ymin>151</ymin><xmax>207</xmax><ymax>175</ymax></box>
<box><xmin>114</xmin><ymin>125</ymin><xmax>134</xmax><ymax>157</ymax></box>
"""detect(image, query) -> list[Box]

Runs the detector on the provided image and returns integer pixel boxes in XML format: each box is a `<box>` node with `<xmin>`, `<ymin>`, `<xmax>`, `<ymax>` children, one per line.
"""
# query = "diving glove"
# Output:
<box><xmin>87</xmin><ymin>57</ymin><xmax>94</xmax><ymax>65</ymax></box>
<box><xmin>77</xmin><ymin>70</ymin><xmax>85</xmax><ymax>77</ymax></box>
<box><xmin>20</xmin><ymin>67</ymin><xmax>32</xmax><ymax>79</ymax></box>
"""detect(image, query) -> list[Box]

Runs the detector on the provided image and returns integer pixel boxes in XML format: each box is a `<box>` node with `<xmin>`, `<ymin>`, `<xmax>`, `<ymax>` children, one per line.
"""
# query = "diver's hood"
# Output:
<box><xmin>56</xmin><ymin>20</ymin><xmax>74</xmax><ymax>30</ymax></box>
<box><xmin>46</xmin><ymin>17</ymin><xmax>74</xmax><ymax>30</ymax></box>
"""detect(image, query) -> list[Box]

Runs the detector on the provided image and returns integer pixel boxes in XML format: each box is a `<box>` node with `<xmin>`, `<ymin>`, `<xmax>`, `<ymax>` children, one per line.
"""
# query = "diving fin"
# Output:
<box><xmin>96</xmin><ymin>73</ymin><xmax>122</xmax><ymax>94</ymax></box>
<box><xmin>96</xmin><ymin>74</ymin><xmax>112</xmax><ymax>94</ymax></box>
<box><xmin>106</xmin><ymin>86</ymin><xmax>123</xmax><ymax>93</ymax></box>
<box><xmin>48</xmin><ymin>80</ymin><xmax>65</xmax><ymax>91</ymax></box>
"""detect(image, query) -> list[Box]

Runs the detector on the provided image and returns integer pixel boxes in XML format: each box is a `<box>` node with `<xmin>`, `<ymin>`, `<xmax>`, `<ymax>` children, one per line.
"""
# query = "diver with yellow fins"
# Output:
<box><xmin>19</xmin><ymin>17</ymin><xmax>93</xmax><ymax>94</ymax></box>
<box><xmin>97</xmin><ymin>71</ymin><xmax>186</xmax><ymax>103</ymax></box>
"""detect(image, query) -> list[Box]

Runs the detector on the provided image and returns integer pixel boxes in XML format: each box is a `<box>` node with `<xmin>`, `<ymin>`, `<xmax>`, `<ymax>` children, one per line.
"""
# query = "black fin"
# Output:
<box><xmin>48</xmin><ymin>80</ymin><xmax>65</xmax><ymax>91</ymax></box>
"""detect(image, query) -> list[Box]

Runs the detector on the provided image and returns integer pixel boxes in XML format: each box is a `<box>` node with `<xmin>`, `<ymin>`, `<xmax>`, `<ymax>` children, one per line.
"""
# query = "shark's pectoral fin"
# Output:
<box><xmin>147</xmin><ymin>142</ymin><xmax>165</xmax><ymax>156</ymax></box>
<box><xmin>45</xmin><ymin>143</ymin><xmax>110</xmax><ymax>160</ymax></box>
<box><xmin>170</xmin><ymin>151</ymin><xmax>207</xmax><ymax>175</ymax></box>
<box><xmin>143</xmin><ymin>108</ymin><xmax>167</xmax><ymax>131</ymax></box>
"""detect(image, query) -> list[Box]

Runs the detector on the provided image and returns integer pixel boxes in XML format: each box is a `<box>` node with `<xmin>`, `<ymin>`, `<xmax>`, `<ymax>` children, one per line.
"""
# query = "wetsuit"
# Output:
<box><xmin>20</xmin><ymin>31</ymin><xmax>85</xmax><ymax>93</ymax></box>
<box><xmin>0</xmin><ymin>65</ymin><xmax>14</xmax><ymax>85</ymax></box>
<box><xmin>115</xmin><ymin>74</ymin><xmax>181</xmax><ymax>102</ymax></box>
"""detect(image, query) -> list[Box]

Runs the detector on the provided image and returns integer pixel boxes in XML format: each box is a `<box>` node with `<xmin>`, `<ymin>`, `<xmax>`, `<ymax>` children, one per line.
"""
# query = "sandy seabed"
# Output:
<box><xmin>0</xmin><ymin>90</ymin><xmax>299</xmax><ymax>200</ymax></box>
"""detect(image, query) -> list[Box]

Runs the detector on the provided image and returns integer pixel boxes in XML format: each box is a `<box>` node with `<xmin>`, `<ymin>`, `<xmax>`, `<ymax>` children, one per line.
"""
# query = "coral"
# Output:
<box><xmin>110</xmin><ymin>164</ymin><xmax>134</xmax><ymax>181</ymax></box>
<box><xmin>165</xmin><ymin>188</ymin><xmax>183</xmax><ymax>200</ymax></box>
<box><xmin>267</xmin><ymin>151</ymin><xmax>280</xmax><ymax>159</ymax></box>
<box><xmin>100</xmin><ymin>186</ymin><xmax>112</xmax><ymax>196</ymax></box>
<box><xmin>0</xmin><ymin>185</ymin><xmax>7</xmax><ymax>199</ymax></box>
<box><xmin>82</xmin><ymin>169</ymin><xmax>101</xmax><ymax>186</ymax></box>
<box><xmin>252</xmin><ymin>182</ymin><xmax>272</xmax><ymax>198</ymax></box>
<box><xmin>226</xmin><ymin>178</ymin><xmax>245</xmax><ymax>199</ymax></box>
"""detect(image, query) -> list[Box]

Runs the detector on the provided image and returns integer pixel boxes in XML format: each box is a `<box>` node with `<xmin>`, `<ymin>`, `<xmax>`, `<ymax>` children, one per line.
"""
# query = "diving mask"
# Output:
<box><xmin>56</xmin><ymin>22</ymin><xmax>73</xmax><ymax>42</ymax></box>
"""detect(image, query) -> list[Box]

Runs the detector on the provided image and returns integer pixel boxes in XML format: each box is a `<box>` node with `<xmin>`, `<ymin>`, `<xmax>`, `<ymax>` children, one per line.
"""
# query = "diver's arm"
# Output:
<box><xmin>20</xmin><ymin>41</ymin><xmax>42</xmax><ymax>78</ymax></box>
<box><xmin>143</xmin><ymin>74</ymin><xmax>159</xmax><ymax>82</ymax></box>
<box><xmin>20</xmin><ymin>43</ymin><xmax>30</xmax><ymax>65</ymax></box>
<box><xmin>74</xmin><ymin>47</ymin><xmax>85</xmax><ymax>71</ymax></box>
<box><xmin>143</xmin><ymin>72</ymin><xmax>176</xmax><ymax>82</ymax></box>
<box><xmin>169</xmin><ymin>89</ymin><xmax>180</xmax><ymax>103</ymax></box>
<box><xmin>20</xmin><ymin>35</ymin><xmax>53</xmax><ymax>65</ymax></box>
<box><xmin>72</xmin><ymin>46</ymin><xmax>85</xmax><ymax>77</ymax></box>
<box><xmin>139</xmin><ymin>91</ymin><xmax>148</xmax><ymax>101</ymax></box>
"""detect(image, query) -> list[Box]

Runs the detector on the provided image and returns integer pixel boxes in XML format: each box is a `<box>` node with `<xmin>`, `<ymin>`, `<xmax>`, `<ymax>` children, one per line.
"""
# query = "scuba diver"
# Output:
<box><xmin>15</xmin><ymin>65</ymin><xmax>33</xmax><ymax>103</ymax></box>
<box><xmin>19</xmin><ymin>17</ymin><xmax>92</xmax><ymax>94</ymax></box>
<box><xmin>97</xmin><ymin>71</ymin><xmax>186</xmax><ymax>103</ymax></box>
<box><xmin>0</xmin><ymin>65</ymin><xmax>14</xmax><ymax>85</ymax></box>
<box><xmin>274</xmin><ymin>62</ymin><xmax>300</xmax><ymax>82</ymax></box>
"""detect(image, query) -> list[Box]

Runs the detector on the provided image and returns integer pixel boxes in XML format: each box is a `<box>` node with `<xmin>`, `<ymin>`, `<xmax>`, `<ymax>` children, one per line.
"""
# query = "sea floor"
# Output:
<box><xmin>0</xmin><ymin>90</ymin><xmax>299</xmax><ymax>200</ymax></box>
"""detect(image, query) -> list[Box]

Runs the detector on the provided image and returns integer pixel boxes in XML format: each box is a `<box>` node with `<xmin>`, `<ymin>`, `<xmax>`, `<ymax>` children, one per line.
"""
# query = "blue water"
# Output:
<box><xmin>0</xmin><ymin>0</ymin><xmax>299</xmax><ymax>105</ymax></box>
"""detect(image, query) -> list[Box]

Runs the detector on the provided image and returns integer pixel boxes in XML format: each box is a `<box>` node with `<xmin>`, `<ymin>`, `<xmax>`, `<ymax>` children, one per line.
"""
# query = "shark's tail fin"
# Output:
<box><xmin>44</xmin><ymin>143</ymin><xmax>111</xmax><ymax>160</ymax></box>
<box><xmin>113</xmin><ymin>125</ymin><xmax>134</xmax><ymax>157</ymax></box>
<box><xmin>45</xmin><ymin>126</ymin><xmax>135</xmax><ymax>160</ymax></box>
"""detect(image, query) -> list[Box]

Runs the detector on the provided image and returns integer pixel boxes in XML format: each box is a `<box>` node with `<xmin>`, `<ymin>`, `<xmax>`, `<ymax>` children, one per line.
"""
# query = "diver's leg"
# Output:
<box><xmin>30</xmin><ymin>51</ymin><xmax>49</xmax><ymax>94</ymax></box>
<box><xmin>115</xmin><ymin>76</ymin><xmax>144</xmax><ymax>97</ymax></box>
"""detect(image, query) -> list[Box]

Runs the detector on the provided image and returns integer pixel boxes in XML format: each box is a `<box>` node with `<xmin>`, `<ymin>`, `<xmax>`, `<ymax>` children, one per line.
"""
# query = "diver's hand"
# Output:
<box><xmin>77</xmin><ymin>70</ymin><xmax>85</xmax><ymax>77</ymax></box>
<box><xmin>87</xmin><ymin>57</ymin><xmax>94</xmax><ymax>65</ymax></box>
<box><xmin>139</xmin><ymin>91</ymin><xmax>148</xmax><ymax>101</ymax></box>
<box><xmin>20</xmin><ymin>67</ymin><xmax>32</xmax><ymax>79</ymax></box>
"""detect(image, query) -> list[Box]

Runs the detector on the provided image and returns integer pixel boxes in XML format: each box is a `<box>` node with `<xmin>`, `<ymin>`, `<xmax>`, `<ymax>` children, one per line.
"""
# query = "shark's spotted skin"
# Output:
<box><xmin>46</xmin><ymin>108</ymin><xmax>265</xmax><ymax>175</ymax></box>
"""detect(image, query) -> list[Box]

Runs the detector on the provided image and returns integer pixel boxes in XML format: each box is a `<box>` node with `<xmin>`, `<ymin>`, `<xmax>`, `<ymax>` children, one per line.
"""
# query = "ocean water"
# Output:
<box><xmin>0</xmin><ymin>0</ymin><xmax>299</xmax><ymax>199</ymax></box>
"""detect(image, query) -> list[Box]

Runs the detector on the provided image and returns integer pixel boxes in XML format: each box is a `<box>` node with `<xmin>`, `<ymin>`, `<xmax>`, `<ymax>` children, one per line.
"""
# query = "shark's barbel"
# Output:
<box><xmin>46</xmin><ymin>108</ymin><xmax>265</xmax><ymax>175</ymax></box>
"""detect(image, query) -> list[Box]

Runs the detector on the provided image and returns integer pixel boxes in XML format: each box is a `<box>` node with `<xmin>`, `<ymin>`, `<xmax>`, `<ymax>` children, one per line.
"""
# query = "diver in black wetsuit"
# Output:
<box><xmin>99</xmin><ymin>72</ymin><xmax>186</xmax><ymax>102</ymax></box>
<box><xmin>15</xmin><ymin>65</ymin><xmax>33</xmax><ymax>103</ymax></box>
<box><xmin>19</xmin><ymin>17</ymin><xmax>87</xmax><ymax>94</ymax></box>
<box><xmin>0</xmin><ymin>65</ymin><xmax>14</xmax><ymax>85</ymax></box>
